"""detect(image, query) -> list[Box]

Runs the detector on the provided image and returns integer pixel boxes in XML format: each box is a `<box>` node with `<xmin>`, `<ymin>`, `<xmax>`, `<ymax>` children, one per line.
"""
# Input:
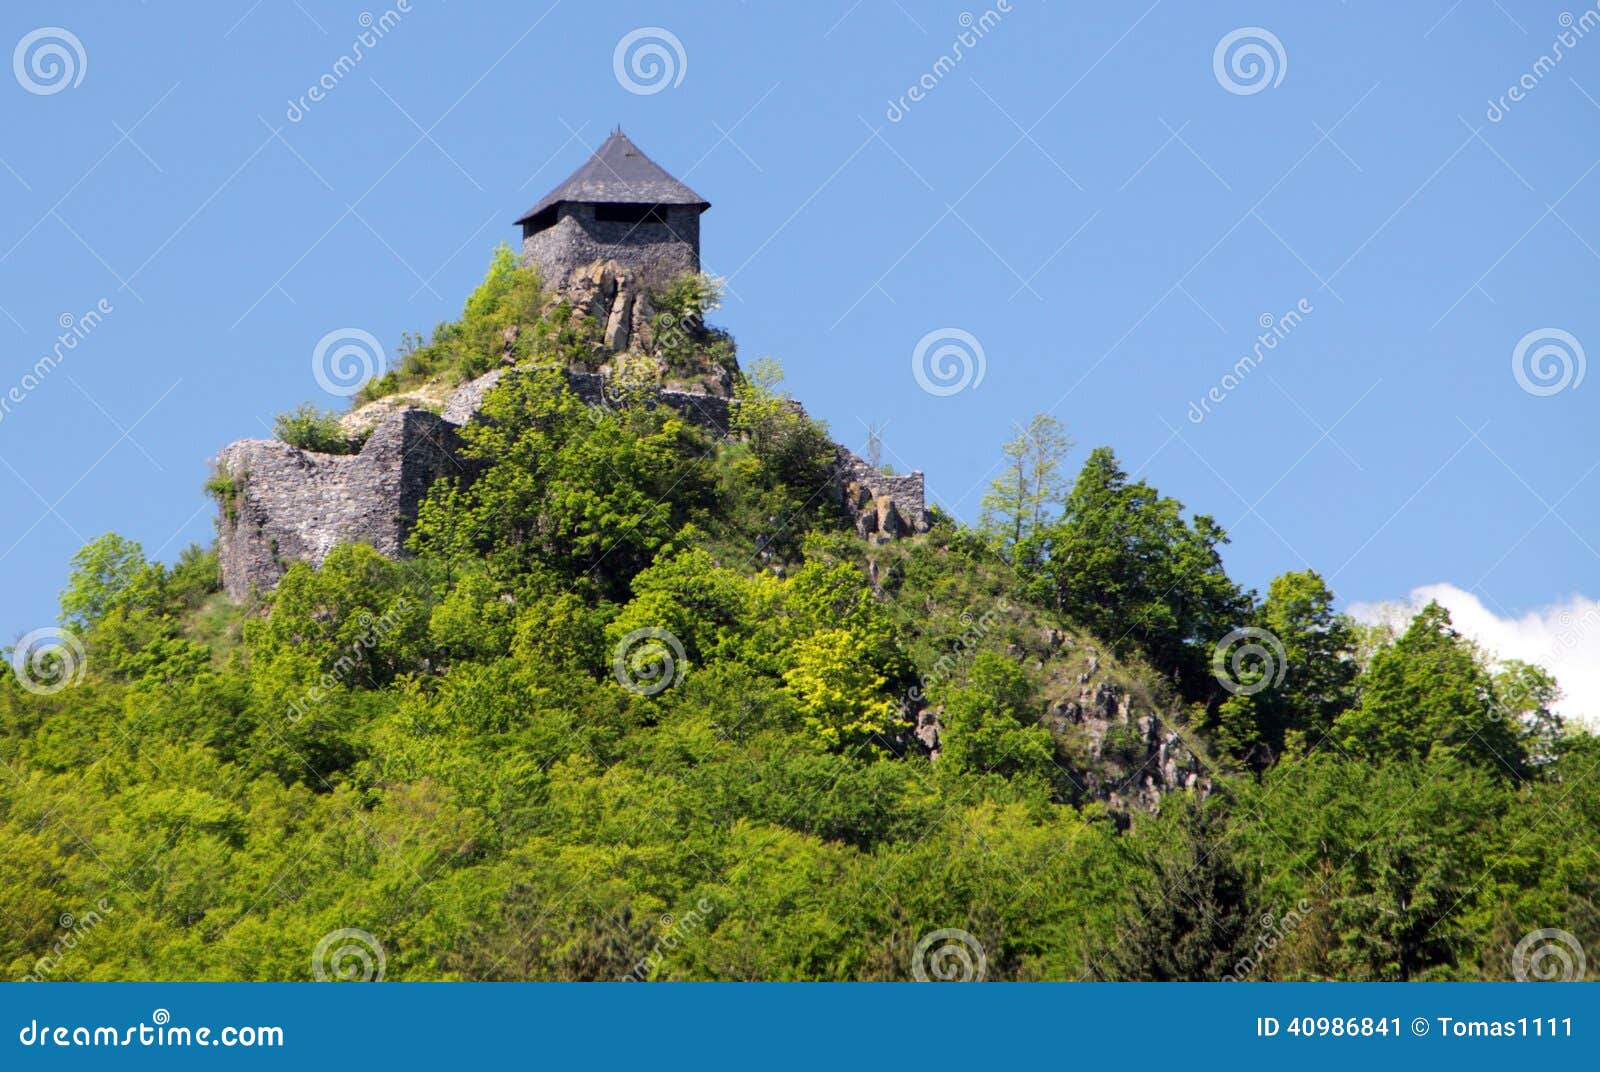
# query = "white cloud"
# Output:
<box><xmin>1347</xmin><ymin>583</ymin><xmax>1600</xmax><ymax>727</ymax></box>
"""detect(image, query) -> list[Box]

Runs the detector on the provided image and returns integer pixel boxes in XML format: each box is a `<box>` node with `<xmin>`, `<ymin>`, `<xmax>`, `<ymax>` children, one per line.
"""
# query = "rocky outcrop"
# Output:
<box><xmin>214</xmin><ymin>409</ymin><xmax>465</xmax><ymax>600</ymax></box>
<box><xmin>1047</xmin><ymin>678</ymin><xmax>1207</xmax><ymax>813</ymax></box>
<box><xmin>555</xmin><ymin>259</ymin><xmax>656</xmax><ymax>354</ymax></box>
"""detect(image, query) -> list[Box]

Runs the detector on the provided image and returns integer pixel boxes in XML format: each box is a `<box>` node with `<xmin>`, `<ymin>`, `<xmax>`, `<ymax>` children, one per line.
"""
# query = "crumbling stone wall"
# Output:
<box><xmin>215</xmin><ymin>409</ymin><xmax>464</xmax><ymax>600</ymax></box>
<box><xmin>215</xmin><ymin>366</ymin><xmax>928</xmax><ymax>600</ymax></box>
<box><xmin>833</xmin><ymin>449</ymin><xmax>929</xmax><ymax>540</ymax></box>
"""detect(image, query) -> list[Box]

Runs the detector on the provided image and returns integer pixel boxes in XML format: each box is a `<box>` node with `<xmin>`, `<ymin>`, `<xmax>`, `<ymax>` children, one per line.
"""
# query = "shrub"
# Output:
<box><xmin>273</xmin><ymin>403</ymin><xmax>358</xmax><ymax>454</ymax></box>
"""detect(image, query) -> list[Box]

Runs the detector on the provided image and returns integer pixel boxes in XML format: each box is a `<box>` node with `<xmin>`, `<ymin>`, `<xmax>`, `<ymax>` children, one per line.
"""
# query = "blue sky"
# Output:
<box><xmin>3</xmin><ymin>2</ymin><xmax>1598</xmax><ymax>711</ymax></box>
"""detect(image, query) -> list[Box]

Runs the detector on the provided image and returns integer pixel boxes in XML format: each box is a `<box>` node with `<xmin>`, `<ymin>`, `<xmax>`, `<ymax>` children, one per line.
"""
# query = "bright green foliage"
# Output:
<box><xmin>273</xmin><ymin>403</ymin><xmax>358</xmax><ymax>454</ymax></box>
<box><xmin>650</xmin><ymin>273</ymin><xmax>737</xmax><ymax>379</ymax></box>
<box><xmin>4</xmin><ymin>259</ymin><xmax>1596</xmax><ymax>983</ymax></box>
<box><xmin>782</xmin><ymin>628</ymin><xmax>898</xmax><ymax>748</ymax></box>
<box><xmin>410</xmin><ymin>368</ymin><xmax>714</xmax><ymax>592</ymax></box>
<box><xmin>1231</xmin><ymin>752</ymin><xmax>1513</xmax><ymax>980</ymax></box>
<box><xmin>1335</xmin><ymin>602</ymin><xmax>1529</xmax><ymax>779</ymax></box>
<box><xmin>356</xmin><ymin>244</ymin><xmax>572</xmax><ymax>401</ymax></box>
<box><xmin>60</xmin><ymin>533</ymin><xmax>155</xmax><ymax>630</ymax></box>
<box><xmin>937</xmin><ymin>652</ymin><xmax>1055</xmax><ymax>781</ymax></box>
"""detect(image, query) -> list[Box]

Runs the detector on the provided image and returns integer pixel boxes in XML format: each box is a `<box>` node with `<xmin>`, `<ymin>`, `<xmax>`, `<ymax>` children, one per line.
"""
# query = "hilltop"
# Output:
<box><xmin>0</xmin><ymin>134</ymin><xmax>1593</xmax><ymax>981</ymax></box>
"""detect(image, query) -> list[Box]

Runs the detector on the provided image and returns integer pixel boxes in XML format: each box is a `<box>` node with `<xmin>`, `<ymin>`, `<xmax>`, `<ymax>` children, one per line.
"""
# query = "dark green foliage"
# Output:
<box><xmin>1336</xmin><ymin>602</ymin><xmax>1530</xmax><ymax>779</ymax></box>
<box><xmin>1095</xmin><ymin>799</ymin><xmax>1255</xmax><ymax>980</ymax></box>
<box><xmin>1024</xmin><ymin>447</ymin><xmax>1250</xmax><ymax>698</ymax></box>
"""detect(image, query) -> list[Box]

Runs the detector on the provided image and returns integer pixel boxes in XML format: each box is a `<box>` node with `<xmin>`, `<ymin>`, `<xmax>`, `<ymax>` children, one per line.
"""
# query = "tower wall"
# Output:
<box><xmin>520</xmin><ymin>203</ymin><xmax>700</xmax><ymax>294</ymax></box>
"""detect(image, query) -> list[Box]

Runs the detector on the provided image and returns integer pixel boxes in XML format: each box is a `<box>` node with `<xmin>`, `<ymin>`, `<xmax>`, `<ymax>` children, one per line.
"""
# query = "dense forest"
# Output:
<box><xmin>3</xmin><ymin>250</ymin><xmax>1594</xmax><ymax>982</ymax></box>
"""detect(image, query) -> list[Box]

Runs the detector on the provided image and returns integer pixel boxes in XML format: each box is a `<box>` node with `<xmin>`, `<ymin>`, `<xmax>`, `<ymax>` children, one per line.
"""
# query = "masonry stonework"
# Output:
<box><xmin>520</xmin><ymin>204</ymin><xmax>701</xmax><ymax>296</ymax></box>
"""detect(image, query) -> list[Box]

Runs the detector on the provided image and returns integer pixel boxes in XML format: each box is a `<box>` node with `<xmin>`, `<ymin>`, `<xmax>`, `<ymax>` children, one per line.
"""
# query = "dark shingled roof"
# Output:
<box><xmin>516</xmin><ymin>130</ymin><xmax>709</xmax><ymax>224</ymax></box>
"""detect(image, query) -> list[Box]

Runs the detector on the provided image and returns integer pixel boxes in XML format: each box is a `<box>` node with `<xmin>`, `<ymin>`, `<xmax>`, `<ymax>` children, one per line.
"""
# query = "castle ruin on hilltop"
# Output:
<box><xmin>213</xmin><ymin>131</ymin><xmax>930</xmax><ymax>600</ymax></box>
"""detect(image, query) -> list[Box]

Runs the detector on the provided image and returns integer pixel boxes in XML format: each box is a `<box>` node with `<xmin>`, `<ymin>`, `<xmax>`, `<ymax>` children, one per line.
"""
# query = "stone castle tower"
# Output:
<box><xmin>516</xmin><ymin>129</ymin><xmax>709</xmax><ymax>294</ymax></box>
<box><xmin>212</xmin><ymin>130</ymin><xmax>928</xmax><ymax>600</ymax></box>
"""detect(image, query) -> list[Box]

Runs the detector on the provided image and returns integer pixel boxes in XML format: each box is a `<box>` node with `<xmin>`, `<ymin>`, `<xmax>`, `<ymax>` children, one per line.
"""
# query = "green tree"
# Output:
<box><xmin>938</xmin><ymin>652</ymin><xmax>1055</xmax><ymax>781</ymax></box>
<box><xmin>60</xmin><ymin>533</ymin><xmax>153</xmax><ymax>630</ymax></box>
<box><xmin>273</xmin><ymin>403</ymin><xmax>357</xmax><ymax>454</ymax></box>
<box><xmin>1096</xmin><ymin>800</ymin><xmax>1255</xmax><ymax>980</ymax></box>
<box><xmin>1211</xmin><ymin>569</ymin><xmax>1358</xmax><ymax>767</ymax></box>
<box><xmin>979</xmin><ymin>414</ymin><xmax>1072</xmax><ymax>557</ymax></box>
<box><xmin>1030</xmin><ymin>447</ymin><xmax>1248</xmax><ymax>695</ymax></box>
<box><xmin>1335</xmin><ymin>602</ymin><xmax>1528</xmax><ymax>779</ymax></box>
